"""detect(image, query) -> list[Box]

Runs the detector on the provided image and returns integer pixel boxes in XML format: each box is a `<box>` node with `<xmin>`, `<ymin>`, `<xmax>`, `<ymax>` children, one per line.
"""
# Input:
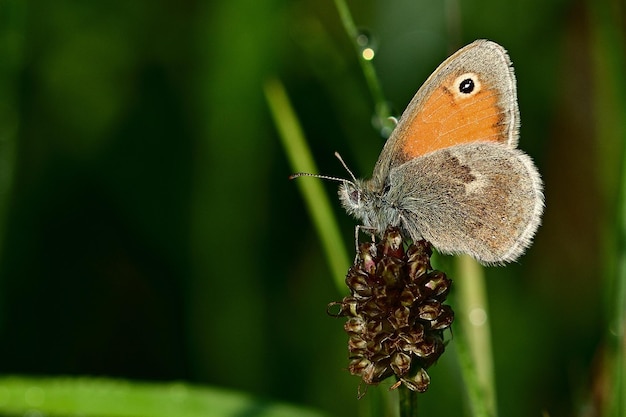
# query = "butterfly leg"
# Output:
<box><xmin>353</xmin><ymin>225</ymin><xmax>377</xmax><ymax>263</ymax></box>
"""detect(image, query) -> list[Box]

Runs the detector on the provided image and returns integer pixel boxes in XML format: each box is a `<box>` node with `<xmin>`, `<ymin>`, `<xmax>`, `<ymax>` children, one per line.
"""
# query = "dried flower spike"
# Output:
<box><xmin>329</xmin><ymin>227</ymin><xmax>454</xmax><ymax>393</ymax></box>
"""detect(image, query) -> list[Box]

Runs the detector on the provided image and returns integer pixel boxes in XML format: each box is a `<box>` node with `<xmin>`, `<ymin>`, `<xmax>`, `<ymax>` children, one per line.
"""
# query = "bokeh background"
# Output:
<box><xmin>0</xmin><ymin>0</ymin><xmax>624</xmax><ymax>416</ymax></box>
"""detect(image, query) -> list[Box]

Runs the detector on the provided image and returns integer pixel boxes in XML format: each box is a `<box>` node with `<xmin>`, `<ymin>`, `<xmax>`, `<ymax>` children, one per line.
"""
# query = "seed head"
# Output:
<box><xmin>329</xmin><ymin>227</ymin><xmax>454</xmax><ymax>392</ymax></box>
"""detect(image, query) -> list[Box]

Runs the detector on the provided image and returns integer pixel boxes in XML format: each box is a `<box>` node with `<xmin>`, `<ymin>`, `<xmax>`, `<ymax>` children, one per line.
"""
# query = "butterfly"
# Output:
<box><xmin>295</xmin><ymin>40</ymin><xmax>544</xmax><ymax>265</ymax></box>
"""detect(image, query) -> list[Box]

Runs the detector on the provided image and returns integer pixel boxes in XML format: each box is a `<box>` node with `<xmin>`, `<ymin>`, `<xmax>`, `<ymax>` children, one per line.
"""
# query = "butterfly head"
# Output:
<box><xmin>339</xmin><ymin>178</ymin><xmax>399</xmax><ymax>235</ymax></box>
<box><xmin>338</xmin><ymin>180</ymin><xmax>364</xmax><ymax>217</ymax></box>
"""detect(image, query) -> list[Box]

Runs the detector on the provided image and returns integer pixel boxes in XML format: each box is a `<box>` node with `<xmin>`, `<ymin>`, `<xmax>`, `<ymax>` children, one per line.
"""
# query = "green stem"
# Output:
<box><xmin>454</xmin><ymin>255</ymin><xmax>498</xmax><ymax>417</ymax></box>
<box><xmin>587</xmin><ymin>0</ymin><xmax>626</xmax><ymax>414</ymax></box>
<box><xmin>609</xmin><ymin>48</ymin><xmax>626</xmax><ymax>417</ymax></box>
<box><xmin>332</xmin><ymin>0</ymin><xmax>392</xmax><ymax>132</ymax></box>
<box><xmin>398</xmin><ymin>385</ymin><xmax>418</xmax><ymax>417</ymax></box>
<box><xmin>264</xmin><ymin>78</ymin><xmax>350</xmax><ymax>293</ymax></box>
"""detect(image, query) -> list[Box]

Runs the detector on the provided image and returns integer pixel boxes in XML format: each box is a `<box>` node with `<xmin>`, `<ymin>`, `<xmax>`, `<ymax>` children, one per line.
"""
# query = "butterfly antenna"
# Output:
<box><xmin>288</xmin><ymin>152</ymin><xmax>357</xmax><ymax>185</ymax></box>
<box><xmin>288</xmin><ymin>172</ymin><xmax>353</xmax><ymax>185</ymax></box>
<box><xmin>334</xmin><ymin>152</ymin><xmax>357</xmax><ymax>183</ymax></box>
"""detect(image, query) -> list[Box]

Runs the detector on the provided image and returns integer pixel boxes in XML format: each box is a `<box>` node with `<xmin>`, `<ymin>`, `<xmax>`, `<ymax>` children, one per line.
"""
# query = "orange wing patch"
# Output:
<box><xmin>400</xmin><ymin>75</ymin><xmax>506</xmax><ymax>160</ymax></box>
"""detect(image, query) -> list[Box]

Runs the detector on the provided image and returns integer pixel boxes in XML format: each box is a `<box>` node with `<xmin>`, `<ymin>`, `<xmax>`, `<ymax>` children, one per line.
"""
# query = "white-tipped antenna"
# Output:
<box><xmin>289</xmin><ymin>152</ymin><xmax>357</xmax><ymax>185</ymax></box>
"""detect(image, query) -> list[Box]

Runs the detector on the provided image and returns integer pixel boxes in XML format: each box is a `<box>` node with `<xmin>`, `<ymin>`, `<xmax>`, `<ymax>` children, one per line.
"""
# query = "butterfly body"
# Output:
<box><xmin>338</xmin><ymin>40</ymin><xmax>544</xmax><ymax>265</ymax></box>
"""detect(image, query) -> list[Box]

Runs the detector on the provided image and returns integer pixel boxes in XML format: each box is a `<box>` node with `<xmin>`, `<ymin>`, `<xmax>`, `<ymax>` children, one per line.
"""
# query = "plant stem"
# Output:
<box><xmin>264</xmin><ymin>78</ymin><xmax>351</xmax><ymax>293</ymax></box>
<box><xmin>455</xmin><ymin>255</ymin><xmax>498</xmax><ymax>417</ymax></box>
<box><xmin>588</xmin><ymin>0</ymin><xmax>626</xmax><ymax>414</ymax></box>
<box><xmin>332</xmin><ymin>0</ymin><xmax>392</xmax><ymax>133</ymax></box>
<box><xmin>398</xmin><ymin>385</ymin><xmax>419</xmax><ymax>417</ymax></box>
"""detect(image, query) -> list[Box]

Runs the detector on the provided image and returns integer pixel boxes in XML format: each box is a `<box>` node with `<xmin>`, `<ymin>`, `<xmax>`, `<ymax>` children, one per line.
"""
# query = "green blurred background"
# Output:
<box><xmin>0</xmin><ymin>0</ymin><xmax>624</xmax><ymax>416</ymax></box>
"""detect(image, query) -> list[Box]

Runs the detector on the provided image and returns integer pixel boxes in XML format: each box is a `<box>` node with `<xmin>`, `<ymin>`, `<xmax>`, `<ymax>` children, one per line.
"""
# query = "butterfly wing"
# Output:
<box><xmin>373</xmin><ymin>40</ymin><xmax>519</xmax><ymax>182</ymax></box>
<box><xmin>387</xmin><ymin>142</ymin><xmax>543</xmax><ymax>264</ymax></box>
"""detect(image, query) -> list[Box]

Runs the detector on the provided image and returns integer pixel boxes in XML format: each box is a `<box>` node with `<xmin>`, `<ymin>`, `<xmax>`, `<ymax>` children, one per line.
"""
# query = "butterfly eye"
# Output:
<box><xmin>383</xmin><ymin>183</ymin><xmax>391</xmax><ymax>195</ymax></box>
<box><xmin>350</xmin><ymin>189</ymin><xmax>360</xmax><ymax>204</ymax></box>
